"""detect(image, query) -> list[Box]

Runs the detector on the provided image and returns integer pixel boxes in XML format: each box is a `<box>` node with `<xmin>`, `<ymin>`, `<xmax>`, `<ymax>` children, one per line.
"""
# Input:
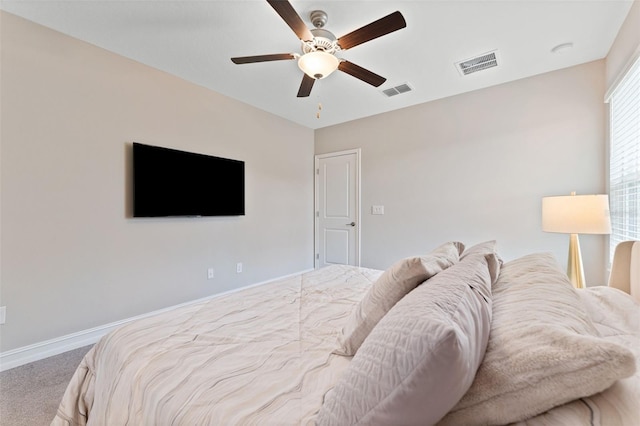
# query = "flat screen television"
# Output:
<box><xmin>133</xmin><ymin>142</ymin><xmax>245</xmax><ymax>217</ymax></box>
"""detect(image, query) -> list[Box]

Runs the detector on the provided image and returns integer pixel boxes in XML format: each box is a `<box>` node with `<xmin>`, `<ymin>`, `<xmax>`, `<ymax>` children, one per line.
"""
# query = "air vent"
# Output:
<box><xmin>455</xmin><ymin>50</ymin><xmax>499</xmax><ymax>76</ymax></box>
<box><xmin>382</xmin><ymin>83</ymin><xmax>413</xmax><ymax>97</ymax></box>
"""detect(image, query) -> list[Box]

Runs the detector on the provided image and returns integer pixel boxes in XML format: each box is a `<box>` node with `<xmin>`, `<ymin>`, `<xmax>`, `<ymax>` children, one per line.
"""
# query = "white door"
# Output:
<box><xmin>315</xmin><ymin>149</ymin><xmax>360</xmax><ymax>268</ymax></box>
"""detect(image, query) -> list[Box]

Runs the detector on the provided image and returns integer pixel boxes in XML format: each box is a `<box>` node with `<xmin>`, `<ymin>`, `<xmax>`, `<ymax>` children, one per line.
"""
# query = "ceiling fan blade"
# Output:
<box><xmin>231</xmin><ymin>53</ymin><xmax>296</xmax><ymax>64</ymax></box>
<box><xmin>266</xmin><ymin>0</ymin><xmax>314</xmax><ymax>42</ymax></box>
<box><xmin>338</xmin><ymin>61</ymin><xmax>386</xmax><ymax>87</ymax></box>
<box><xmin>337</xmin><ymin>11</ymin><xmax>406</xmax><ymax>50</ymax></box>
<box><xmin>297</xmin><ymin>74</ymin><xmax>315</xmax><ymax>97</ymax></box>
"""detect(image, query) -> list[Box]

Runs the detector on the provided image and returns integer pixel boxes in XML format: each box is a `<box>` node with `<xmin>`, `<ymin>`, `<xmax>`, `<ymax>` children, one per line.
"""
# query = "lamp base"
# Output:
<box><xmin>567</xmin><ymin>233</ymin><xmax>585</xmax><ymax>289</ymax></box>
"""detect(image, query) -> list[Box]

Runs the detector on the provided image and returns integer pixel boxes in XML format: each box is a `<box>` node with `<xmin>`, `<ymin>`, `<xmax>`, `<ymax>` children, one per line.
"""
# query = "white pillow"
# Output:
<box><xmin>334</xmin><ymin>241</ymin><xmax>463</xmax><ymax>356</ymax></box>
<box><xmin>439</xmin><ymin>253</ymin><xmax>637</xmax><ymax>425</ymax></box>
<box><xmin>318</xmin><ymin>253</ymin><xmax>499</xmax><ymax>425</ymax></box>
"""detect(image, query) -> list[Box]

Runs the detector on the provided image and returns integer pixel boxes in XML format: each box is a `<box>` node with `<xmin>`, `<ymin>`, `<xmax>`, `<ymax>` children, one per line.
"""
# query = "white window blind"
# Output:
<box><xmin>609</xmin><ymin>55</ymin><xmax>640</xmax><ymax>262</ymax></box>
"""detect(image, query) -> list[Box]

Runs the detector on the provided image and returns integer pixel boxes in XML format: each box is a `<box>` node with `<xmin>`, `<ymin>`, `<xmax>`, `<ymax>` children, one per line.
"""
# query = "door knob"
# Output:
<box><xmin>347</xmin><ymin>222</ymin><xmax>356</xmax><ymax>227</ymax></box>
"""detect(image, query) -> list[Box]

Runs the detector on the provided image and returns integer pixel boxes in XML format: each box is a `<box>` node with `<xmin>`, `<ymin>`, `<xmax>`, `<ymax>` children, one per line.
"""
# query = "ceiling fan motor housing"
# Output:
<box><xmin>302</xmin><ymin>28</ymin><xmax>339</xmax><ymax>54</ymax></box>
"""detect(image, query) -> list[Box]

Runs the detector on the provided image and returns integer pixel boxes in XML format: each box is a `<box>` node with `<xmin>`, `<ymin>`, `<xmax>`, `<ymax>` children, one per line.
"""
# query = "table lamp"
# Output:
<box><xmin>542</xmin><ymin>192</ymin><xmax>612</xmax><ymax>288</ymax></box>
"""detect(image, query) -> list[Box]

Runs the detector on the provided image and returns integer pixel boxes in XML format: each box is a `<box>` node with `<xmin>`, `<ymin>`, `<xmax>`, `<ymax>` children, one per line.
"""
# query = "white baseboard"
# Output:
<box><xmin>0</xmin><ymin>268</ymin><xmax>314</xmax><ymax>372</ymax></box>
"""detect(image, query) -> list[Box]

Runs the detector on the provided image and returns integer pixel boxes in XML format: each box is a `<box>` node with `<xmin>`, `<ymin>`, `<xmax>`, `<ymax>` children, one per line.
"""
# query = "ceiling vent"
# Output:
<box><xmin>382</xmin><ymin>83</ymin><xmax>413</xmax><ymax>97</ymax></box>
<box><xmin>455</xmin><ymin>50</ymin><xmax>499</xmax><ymax>76</ymax></box>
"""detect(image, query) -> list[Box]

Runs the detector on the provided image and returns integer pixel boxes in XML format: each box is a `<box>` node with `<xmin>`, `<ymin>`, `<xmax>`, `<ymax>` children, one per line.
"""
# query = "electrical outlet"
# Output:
<box><xmin>207</xmin><ymin>268</ymin><xmax>215</xmax><ymax>279</ymax></box>
<box><xmin>0</xmin><ymin>306</ymin><xmax>6</xmax><ymax>325</ymax></box>
<box><xmin>236</xmin><ymin>262</ymin><xmax>243</xmax><ymax>273</ymax></box>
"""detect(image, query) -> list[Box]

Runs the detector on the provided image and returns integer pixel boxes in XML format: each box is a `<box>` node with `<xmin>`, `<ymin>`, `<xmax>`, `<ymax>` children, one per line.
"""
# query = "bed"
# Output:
<box><xmin>52</xmin><ymin>241</ymin><xmax>640</xmax><ymax>425</ymax></box>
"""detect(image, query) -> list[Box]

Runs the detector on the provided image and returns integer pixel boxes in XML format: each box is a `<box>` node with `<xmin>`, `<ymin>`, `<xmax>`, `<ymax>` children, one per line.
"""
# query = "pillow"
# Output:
<box><xmin>318</xmin><ymin>253</ymin><xmax>499</xmax><ymax>425</ymax></box>
<box><xmin>438</xmin><ymin>253</ymin><xmax>637</xmax><ymax>425</ymax></box>
<box><xmin>334</xmin><ymin>241</ymin><xmax>464</xmax><ymax>356</ymax></box>
<box><xmin>460</xmin><ymin>240</ymin><xmax>498</xmax><ymax>258</ymax></box>
<box><xmin>461</xmin><ymin>240</ymin><xmax>502</xmax><ymax>278</ymax></box>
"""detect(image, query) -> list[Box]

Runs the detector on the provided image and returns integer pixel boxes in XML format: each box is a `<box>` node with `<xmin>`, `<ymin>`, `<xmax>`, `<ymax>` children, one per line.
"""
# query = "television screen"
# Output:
<box><xmin>133</xmin><ymin>142</ymin><xmax>245</xmax><ymax>217</ymax></box>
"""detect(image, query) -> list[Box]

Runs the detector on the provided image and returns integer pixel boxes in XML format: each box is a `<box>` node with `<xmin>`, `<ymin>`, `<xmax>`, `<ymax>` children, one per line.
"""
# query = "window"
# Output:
<box><xmin>608</xmin><ymin>55</ymin><xmax>640</xmax><ymax>262</ymax></box>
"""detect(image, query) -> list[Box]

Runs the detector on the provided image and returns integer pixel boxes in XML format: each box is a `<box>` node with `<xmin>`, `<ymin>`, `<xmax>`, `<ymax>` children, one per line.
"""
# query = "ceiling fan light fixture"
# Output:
<box><xmin>298</xmin><ymin>51</ymin><xmax>339</xmax><ymax>80</ymax></box>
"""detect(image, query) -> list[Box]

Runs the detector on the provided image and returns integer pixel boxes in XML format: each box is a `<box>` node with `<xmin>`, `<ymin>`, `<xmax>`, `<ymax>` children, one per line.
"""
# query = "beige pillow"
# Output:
<box><xmin>439</xmin><ymin>253</ymin><xmax>637</xmax><ymax>425</ymax></box>
<box><xmin>318</xmin><ymin>253</ymin><xmax>498</xmax><ymax>425</ymax></box>
<box><xmin>334</xmin><ymin>241</ymin><xmax>463</xmax><ymax>356</ymax></box>
<box><xmin>460</xmin><ymin>240</ymin><xmax>497</xmax><ymax>258</ymax></box>
<box><xmin>461</xmin><ymin>240</ymin><xmax>502</xmax><ymax>278</ymax></box>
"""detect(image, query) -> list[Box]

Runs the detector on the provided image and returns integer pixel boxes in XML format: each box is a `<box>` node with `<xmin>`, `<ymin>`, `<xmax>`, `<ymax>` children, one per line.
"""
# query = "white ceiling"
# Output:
<box><xmin>0</xmin><ymin>0</ymin><xmax>633</xmax><ymax>129</ymax></box>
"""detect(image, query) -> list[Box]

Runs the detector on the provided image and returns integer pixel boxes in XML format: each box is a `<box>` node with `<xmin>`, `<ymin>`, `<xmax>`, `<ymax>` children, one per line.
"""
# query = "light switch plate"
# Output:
<box><xmin>372</xmin><ymin>205</ymin><xmax>385</xmax><ymax>215</ymax></box>
<box><xmin>0</xmin><ymin>306</ymin><xmax>6</xmax><ymax>325</ymax></box>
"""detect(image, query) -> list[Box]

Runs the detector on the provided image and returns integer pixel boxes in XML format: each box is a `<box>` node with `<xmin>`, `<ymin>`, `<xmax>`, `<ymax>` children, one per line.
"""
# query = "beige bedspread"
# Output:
<box><xmin>52</xmin><ymin>264</ymin><xmax>639</xmax><ymax>425</ymax></box>
<box><xmin>52</xmin><ymin>265</ymin><xmax>381</xmax><ymax>426</ymax></box>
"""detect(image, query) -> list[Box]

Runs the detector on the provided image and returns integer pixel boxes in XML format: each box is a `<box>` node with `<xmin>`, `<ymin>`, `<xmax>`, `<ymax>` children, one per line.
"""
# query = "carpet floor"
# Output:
<box><xmin>0</xmin><ymin>345</ymin><xmax>92</xmax><ymax>426</ymax></box>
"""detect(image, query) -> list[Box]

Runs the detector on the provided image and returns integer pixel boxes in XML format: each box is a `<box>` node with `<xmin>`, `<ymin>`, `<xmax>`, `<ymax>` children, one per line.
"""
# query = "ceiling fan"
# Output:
<box><xmin>231</xmin><ymin>0</ymin><xmax>406</xmax><ymax>98</ymax></box>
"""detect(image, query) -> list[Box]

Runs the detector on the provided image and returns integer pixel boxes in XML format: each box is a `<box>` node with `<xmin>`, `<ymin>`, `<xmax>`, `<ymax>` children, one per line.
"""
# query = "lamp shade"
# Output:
<box><xmin>298</xmin><ymin>51</ymin><xmax>339</xmax><ymax>80</ymax></box>
<box><xmin>542</xmin><ymin>194</ymin><xmax>612</xmax><ymax>234</ymax></box>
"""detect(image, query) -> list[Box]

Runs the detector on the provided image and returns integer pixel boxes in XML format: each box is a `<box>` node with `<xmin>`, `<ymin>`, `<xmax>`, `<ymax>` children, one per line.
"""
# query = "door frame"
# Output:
<box><xmin>314</xmin><ymin>148</ymin><xmax>361</xmax><ymax>269</ymax></box>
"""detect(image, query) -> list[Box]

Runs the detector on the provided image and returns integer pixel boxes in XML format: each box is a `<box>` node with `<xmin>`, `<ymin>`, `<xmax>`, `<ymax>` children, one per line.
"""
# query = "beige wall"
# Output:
<box><xmin>316</xmin><ymin>60</ymin><xmax>608</xmax><ymax>285</ymax></box>
<box><xmin>605</xmin><ymin>0</ymin><xmax>640</xmax><ymax>92</ymax></box>
<box><xmin>0</xmin><ymin>12</ymin><xmax>314</xmax><ymax>352</ymax></box>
